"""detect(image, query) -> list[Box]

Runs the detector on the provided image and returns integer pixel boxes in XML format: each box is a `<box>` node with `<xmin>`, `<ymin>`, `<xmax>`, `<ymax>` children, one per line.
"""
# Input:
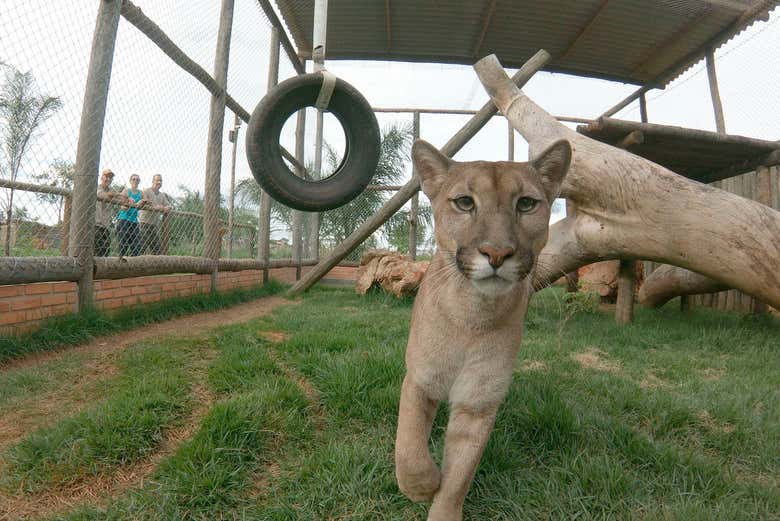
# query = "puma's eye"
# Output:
<box><xmin>516</xmin><ymin>197</ymin><xmax>538</xmax><ymax>213</ymax></box>
<box><xmin>452</xmin><ymin>196</ymin><xmax>475</xmax><ymax>212</ymax></box>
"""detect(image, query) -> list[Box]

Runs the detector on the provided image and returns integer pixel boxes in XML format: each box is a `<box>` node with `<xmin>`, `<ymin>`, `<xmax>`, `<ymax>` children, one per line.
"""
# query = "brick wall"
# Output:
<box><xmin>0</xmin><ymin>266</ymin><xmax>357</xmax><ymax>335</ymax></box>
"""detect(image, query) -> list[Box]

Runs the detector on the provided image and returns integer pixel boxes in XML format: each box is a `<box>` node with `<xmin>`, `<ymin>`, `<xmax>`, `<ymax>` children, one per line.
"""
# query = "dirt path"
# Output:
<box><xmin>1</xmin><ymin>295</ymin><xmax>291</xmax><ymax>374</ymax></box>
<box><xmin>0</xmin><ymin>295</ymin><xmax>295</xmax><ymax>521</ymax></box>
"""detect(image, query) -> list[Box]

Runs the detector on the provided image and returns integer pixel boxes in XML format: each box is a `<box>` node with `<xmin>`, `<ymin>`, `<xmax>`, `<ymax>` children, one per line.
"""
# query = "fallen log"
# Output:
<box><xmin>638</xmin><ymin>264</ymin><xmax>728</xmax><ymax>308</ymax></box>
<box><xmin>474</xmin><ymin>54</ymin><xmax>780</xmax><ymax>310</ymax></box>
<box><xmin>355</xmin><ymin>250</ymin><xmax>428</xmax><ymax>298</ymax></box>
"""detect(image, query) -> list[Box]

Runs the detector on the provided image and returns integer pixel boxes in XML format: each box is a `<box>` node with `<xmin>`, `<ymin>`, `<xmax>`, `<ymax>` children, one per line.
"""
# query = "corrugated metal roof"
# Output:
<box><xmin>274</xmin><ymin>0</ymin><xmax>778</xmax><ymax>86</ymax></box>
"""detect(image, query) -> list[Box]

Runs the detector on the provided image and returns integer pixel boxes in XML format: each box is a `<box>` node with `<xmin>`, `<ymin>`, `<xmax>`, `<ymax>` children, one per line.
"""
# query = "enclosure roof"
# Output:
<box><xmin>577</xmin><ymin>118</ymin><xmax>780</xmax><ymax>183</ymax></box>
<box><xmin>274</xmin><ymin>0</ymin><xmax>777</xmax><ymax>86</ymax></box>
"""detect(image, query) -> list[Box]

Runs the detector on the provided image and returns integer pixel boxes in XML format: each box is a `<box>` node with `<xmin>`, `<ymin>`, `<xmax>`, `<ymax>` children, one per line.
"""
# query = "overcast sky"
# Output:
<box><xmin>1</xmin><ymin>1</ymin><xmax>778</xmax><ymax>231</ymax></box>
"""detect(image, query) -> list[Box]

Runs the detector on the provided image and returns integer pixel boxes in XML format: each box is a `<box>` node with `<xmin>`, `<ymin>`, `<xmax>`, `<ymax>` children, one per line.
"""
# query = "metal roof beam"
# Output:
<box><xmin>631</xmin><ymin>7</ymin><xmax>713</xmax><ymax>77</ymax></box>
<box><xmin>256</xmin><ymin>0</ymin><xmax>306</xmax><ymax>74</ymax></box>
<box><xmin>472</xmin><ymin>0</ymin><xmax>497</xmax><ymax>57</ymax></box>
<box><xmin>559</xmin><ymin>0</ymin><xmax>610</xmax><ymax>61</ymax></box>
<box><xmin>385</xmin><ymin>0</ymin><xmax>392</xmax><ymax>50</ymax></box>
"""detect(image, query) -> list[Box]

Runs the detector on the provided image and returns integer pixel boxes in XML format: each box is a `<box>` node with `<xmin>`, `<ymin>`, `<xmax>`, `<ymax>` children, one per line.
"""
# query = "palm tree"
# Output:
<box><xmin>0</xmin><ymin>64</ymin><xmax>62</xmax><ymax>255</ymax></box>
<box><xmin>235</xmin><ymin>121</ymin><xmax>417</xmax><ymax>260</ymax></box>
<box><xmin>318</xmin><ymin>122</ymin><xmax>413</xmax><ymax>259</ymax></box>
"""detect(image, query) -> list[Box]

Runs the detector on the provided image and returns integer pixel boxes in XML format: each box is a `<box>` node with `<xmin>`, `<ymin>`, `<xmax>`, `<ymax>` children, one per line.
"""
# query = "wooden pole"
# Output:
<box><xmin>699</xmin><ymin>46</ymin><xmax>726</xmax><ymax>312</ymax></box>
<box><xmin>289</xmin><ymin>49</ymin><xmax>553</xmax><ymax>295</ymax></box>
<box><xmin>639</xmin><ymin>92</ymin><xmax>648</xmax><ymax>124</ymax></box>
<box><xmin>60</xmin><ymin>196</ymin><xmax>72</xmax><ymax>256</ymax></box>
<box><xmin>227</xmin><ymin>113</ymin><xmax>240</xmax><ymax>258</ymax></box>
<box><xmin>160</xmin><ymin>211</ymin><xmax>171</xmax><ymax>255</ymax></box>
<box><xmin>752</xmin><ymin>164</ymin><xmax>771</xmax><ymax>314</ymax></box>
<box><xmin>68</xmin><ymin>0</ymin><xmax>122</xmax><ymax>311</ymax></box>
<box><xmin>203</xmin><ymin>0</ymin><xmax>235</xmax><ymax>292</ymax></box>
<box><xmin>706</xmin><ymin>48</ymin><xmax>726</xmax><ymax>134</ymax></box>
<box><xmin>507</xmin><ymin>118</ymin><xmax>515</xmax><ymax>161</ymax></box>
<box><xmin>292</xmin><ymin>100</ymin><xmax>306</xmax><ymax>280</ymax></box>
<box><xmin>311</xmin><ymin>4</ymin><xmax>326</xmax><ymax>262</ymax></box>
<box><xmin>409</xmin><ymin>111</ymin><xmax>420</xmax><ymax>259</ymax></box>
<box><xmin>259</xmin><ymin>27</ymin><xmax>280</xmax><ymax>283</ymax></box>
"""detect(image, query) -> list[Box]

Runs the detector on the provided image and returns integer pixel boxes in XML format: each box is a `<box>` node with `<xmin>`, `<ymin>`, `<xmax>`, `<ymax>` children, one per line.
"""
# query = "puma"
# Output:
<box><xmin>395</xmin><ymin>138</ymin><xmax>571</xmax><ymax>521</ymax></box>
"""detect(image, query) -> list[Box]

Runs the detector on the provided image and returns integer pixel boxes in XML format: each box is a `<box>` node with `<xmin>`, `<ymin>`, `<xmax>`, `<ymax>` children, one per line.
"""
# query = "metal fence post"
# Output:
<box><xmin>203</xmin><ymin>0</ymin><xmax>235</xmax><ymax>292</ymax></box>
<box><xmin>69</xmin><ymin>0</ymin><xmax>122</xmax><ymax>311</ymax></box>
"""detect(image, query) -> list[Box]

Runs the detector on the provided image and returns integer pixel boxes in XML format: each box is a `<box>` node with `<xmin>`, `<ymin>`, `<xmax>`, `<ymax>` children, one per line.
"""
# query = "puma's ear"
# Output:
<box><xmin>531</xmin><ymin>139</ymin><xmax>571</xmax><ymax>203</ymax></box>
<box><xmin>413</xmin><ymin>139</ymin><xmax>452</xmax><ymax>201</ymax></box>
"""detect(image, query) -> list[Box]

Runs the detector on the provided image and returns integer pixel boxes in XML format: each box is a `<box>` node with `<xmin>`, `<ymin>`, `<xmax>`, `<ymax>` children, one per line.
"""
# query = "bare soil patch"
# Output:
<box><xmin>571</xmin><ymin>347</ymin><xmax>622</xmax><ymax>374</ymax></box>
<box><xmin>517</xmin><ymin>360</ymin><xmax>548</xmax><ymax>372</ymax></box>
<box><xmin>0</xmin><ymin>296</ymin><xmax>292</xmax><ymax>521</ymax></box>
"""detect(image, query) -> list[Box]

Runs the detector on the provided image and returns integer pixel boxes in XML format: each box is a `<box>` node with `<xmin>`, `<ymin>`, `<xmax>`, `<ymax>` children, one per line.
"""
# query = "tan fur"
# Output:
<box><xmin>395</xmin><ymin>139</ymin><xmax>571</xmax><ymax>521</ymax></box>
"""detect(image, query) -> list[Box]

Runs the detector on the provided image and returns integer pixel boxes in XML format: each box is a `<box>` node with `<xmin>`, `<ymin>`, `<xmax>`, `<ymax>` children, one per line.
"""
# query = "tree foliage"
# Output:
<box><xmin>0</xmin><ymin>64</ymin><xmax>61</xmax><ymax>254</ymax></box>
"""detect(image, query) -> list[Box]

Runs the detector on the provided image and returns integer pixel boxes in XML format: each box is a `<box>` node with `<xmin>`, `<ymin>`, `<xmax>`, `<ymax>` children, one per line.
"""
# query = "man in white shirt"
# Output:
<box><xmin>139</xmin><ymin>174</ymin><xmax>171</xmax><ymax>255</ymax></box>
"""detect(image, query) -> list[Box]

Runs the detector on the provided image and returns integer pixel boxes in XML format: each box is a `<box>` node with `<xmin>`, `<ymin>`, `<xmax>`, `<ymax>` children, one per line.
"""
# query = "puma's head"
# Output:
<box><xmin>413</xmin><ymin>139</ymin><xmax>571</xmax><ymax>296</ymax></box>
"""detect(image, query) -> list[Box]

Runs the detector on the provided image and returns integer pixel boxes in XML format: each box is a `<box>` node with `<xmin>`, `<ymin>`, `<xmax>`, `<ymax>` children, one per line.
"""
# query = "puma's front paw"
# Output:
<box><xmin>427</xmin><ymin>501</ymin><xmax>463</xmax><ymax>521</ymax></box>
<box><xmin>396</xmin><ymin>454</ymin><xmax>441</xmax><ymax>503</ymax></box>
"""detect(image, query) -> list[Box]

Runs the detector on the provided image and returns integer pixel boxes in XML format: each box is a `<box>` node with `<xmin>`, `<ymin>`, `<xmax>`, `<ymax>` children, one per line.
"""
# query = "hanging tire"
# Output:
<box><xmin>245</xmin><ymin>72</ymin><xmax>381</xmax><ymax>212</ymax></box>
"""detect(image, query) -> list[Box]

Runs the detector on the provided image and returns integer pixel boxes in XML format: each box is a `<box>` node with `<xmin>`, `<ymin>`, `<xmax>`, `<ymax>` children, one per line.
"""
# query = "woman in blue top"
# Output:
<box><xmin>117</xmin><ymin>174</ymin><xmax>145</xmax><ymax>256</ymax></box>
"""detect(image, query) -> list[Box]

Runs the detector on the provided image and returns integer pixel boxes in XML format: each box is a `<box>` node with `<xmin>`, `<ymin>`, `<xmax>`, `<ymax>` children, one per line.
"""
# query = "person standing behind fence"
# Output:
<box><xmin>139</xmin><ymin>174</ymin><xmax>171</xmax><ymax>255</ymax></box>
<box><xmin>94</xmin><ymin>168</ymin><xmax>118</xmax><ymax>256</ymax></box>
<box><xmin>116</xmin><ymin>174</ymin><xmax>144</xmax><ymax>256</ymax></box>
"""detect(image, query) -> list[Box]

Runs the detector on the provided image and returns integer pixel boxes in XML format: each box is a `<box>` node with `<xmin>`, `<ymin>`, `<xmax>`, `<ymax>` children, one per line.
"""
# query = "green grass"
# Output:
<box><xmin>0</xmin><ymin>279</ymin><xmax>286</xmax><ymax>365</ymax></box>
<box><xmin>1</xmin><ymin>286</ymin><xmax>777</xmax><ymax>520</ymax></box>
<box><xmin>1</xmin><ymin>339</ymin><xmax>205</xmax><ymax>492</ymax></box>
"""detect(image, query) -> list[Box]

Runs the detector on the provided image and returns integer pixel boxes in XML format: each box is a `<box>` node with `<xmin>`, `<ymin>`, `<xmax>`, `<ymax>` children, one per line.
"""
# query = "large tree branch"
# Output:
<box><xmin>474</xmin><ymin>54</ymin><xmax>780</xmax><ymax>309</ymax></box>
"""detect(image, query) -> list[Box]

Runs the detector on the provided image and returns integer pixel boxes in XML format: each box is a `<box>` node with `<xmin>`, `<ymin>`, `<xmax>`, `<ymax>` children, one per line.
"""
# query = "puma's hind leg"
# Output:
<box><xmin>395</xmin><ymin>375</ymin><xmax>441</xmax><ymax>502</ymax></box>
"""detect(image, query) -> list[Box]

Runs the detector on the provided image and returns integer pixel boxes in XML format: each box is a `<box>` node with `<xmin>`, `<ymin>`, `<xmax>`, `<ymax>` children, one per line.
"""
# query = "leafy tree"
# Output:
<box><xmin>0</xmin><ymin>64</ymin><xmax>62</xmax><ymax>254</ymax></box>
<box><xmin>31</xmin><ymin>159</ymin><xmax>73</xmax><ymax>224</ymax></box>
<box><xmin>383</xmin><ymin>202</ymin><xmax>433</xmax><ymax>254</ymax></box>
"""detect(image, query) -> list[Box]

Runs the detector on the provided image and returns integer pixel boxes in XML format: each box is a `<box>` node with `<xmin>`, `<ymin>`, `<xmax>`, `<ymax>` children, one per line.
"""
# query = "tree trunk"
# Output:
<box><xmin>4</xmin><ymin>188</ymin><xmax>14</xmax><ymax>256</ymax></box>
<box><xmin>474</xmin><ymin>54</ymin><xmax>780</xmax><ymax>310</ymax></box>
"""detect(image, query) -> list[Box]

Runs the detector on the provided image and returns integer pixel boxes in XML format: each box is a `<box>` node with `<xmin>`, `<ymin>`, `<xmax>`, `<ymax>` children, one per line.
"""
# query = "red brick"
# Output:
<box><xmin>66</xmin><ymin>292</ymin><xmax>78</xmax><ymax>304</ymax></box>
<box><xmin>95</xmin><ymin>289</ymin><xmax>114</xmax><ymax>301</ymax></box>
<box><xmin>0</xmin><ymin>310</ymin><xmax>26</xmax><ymax>325</ymax></box>
<box><xmin>25</xmin><ymin>308</ymin><xmax>46</xmax><ymax>321</ymax></box>
<box><xmin>0</xmin><ymin>285</ymin><xmax>23</xmax><ymax>298</ymax></box>
<box><xmin>140</xmin><ymin>294</ymin><xmax>160</xmax><ymax>304</ymax></box>
<box><xmin>161</xmin><ymin>283</ymin><xmax>177</xmax><ymax>292</ymax></box>
<box><xmin>24</xmin><ymin>283</ymin><xmax>53</xmax><ymax>295</ymax></box>
<box><xmin>13</xmin><ymin>296</ymin><xmax>41</xmax><ymax>310</ymax></box>
<box><xmin>131</xmin><ymin>286</ymin><xmax>149</xmax><ymax>295</ymax></box>
<box><xmin>102</xmin><ymin>299</ymin><xmax>124</xmax><ymax>310</ymax></box>
<box><xmin>113</xmin><ymin>287</ymin><xmax>132</xmax><ymax>298</ymax></box>
<box><xmin>51</xmin><ymin>281</ymin><xmax>76</xmax><ymax>293</ymax></box>
<box><xmin>0</xmin><ymin>302</ymin><xmax>9</xmax><ymax>313</ymax></box>
<box><xmin>40</xmin><ymin>293</ymin><xmax>68</xmax><ymax>307</ymax></box>
<box><xmin>98</xmin><ymin>279</ymin><xmax>123</xmax><ymax>290</ymax></box>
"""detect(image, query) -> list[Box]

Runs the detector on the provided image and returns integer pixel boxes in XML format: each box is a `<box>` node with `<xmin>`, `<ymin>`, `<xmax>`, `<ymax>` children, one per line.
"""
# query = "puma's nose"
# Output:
<box><xmin>478</xmin><ymin>244</ymin><xmax>515</xmax><ymax>268</ymax></box>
